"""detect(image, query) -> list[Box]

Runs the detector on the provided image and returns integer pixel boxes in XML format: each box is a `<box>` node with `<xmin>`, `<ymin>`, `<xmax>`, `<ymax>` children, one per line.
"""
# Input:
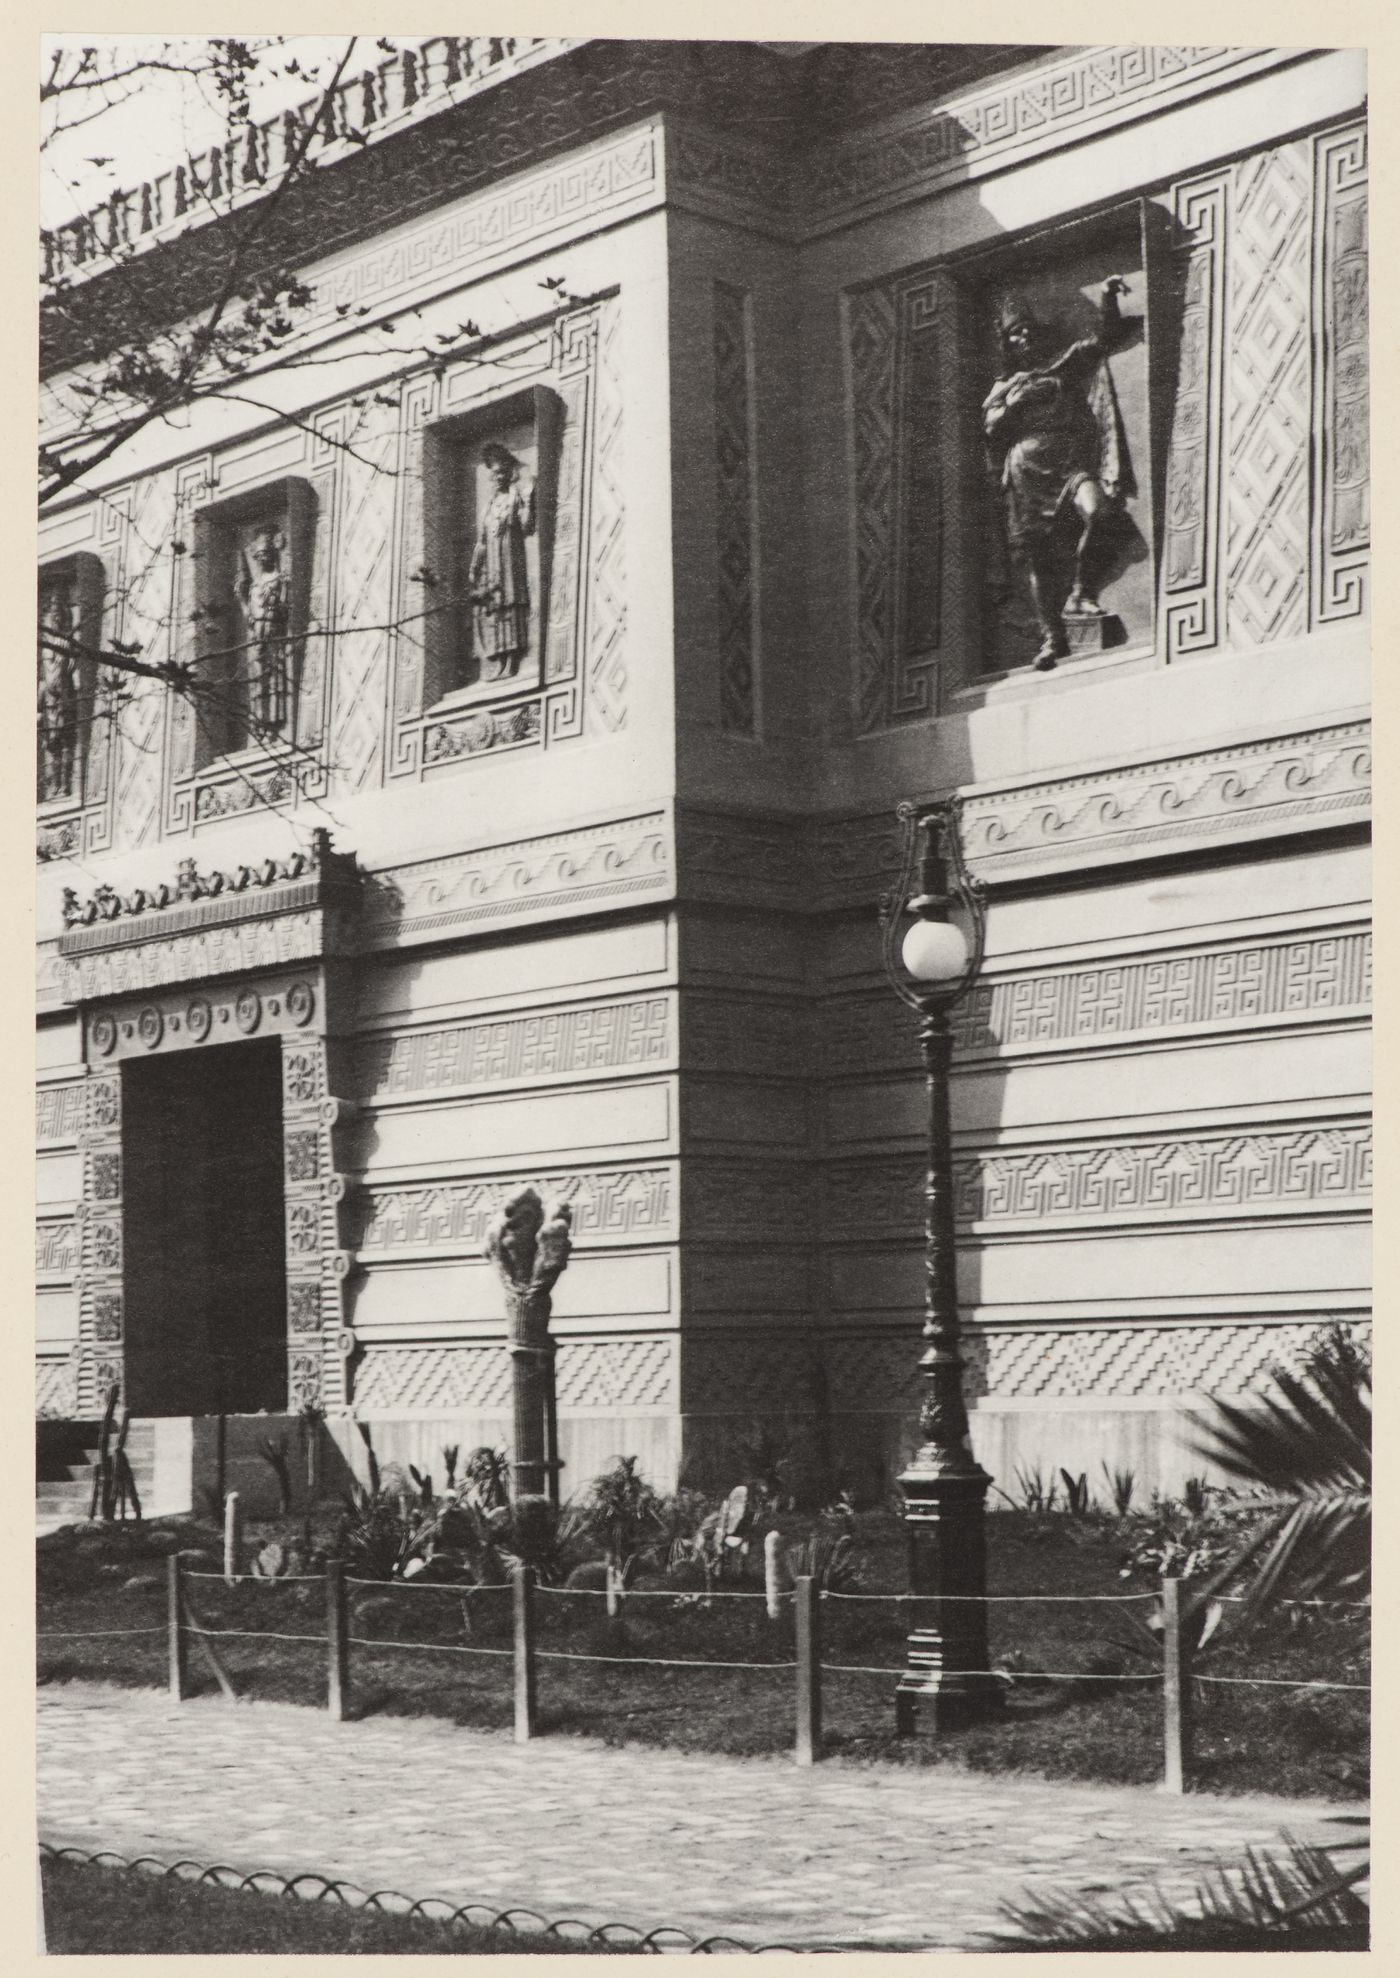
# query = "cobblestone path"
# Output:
<box><xmin>39</xmin><ymin>1681</ymin><xmax>1354</xmax><ymax>1949</ymax></box>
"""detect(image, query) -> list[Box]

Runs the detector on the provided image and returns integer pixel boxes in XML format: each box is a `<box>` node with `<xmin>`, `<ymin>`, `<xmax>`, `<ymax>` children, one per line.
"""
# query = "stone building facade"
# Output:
<box><xmin>37</xmin><ymin>39</ymin><xmax>1370</xmax><ymax>1506</ymax></box>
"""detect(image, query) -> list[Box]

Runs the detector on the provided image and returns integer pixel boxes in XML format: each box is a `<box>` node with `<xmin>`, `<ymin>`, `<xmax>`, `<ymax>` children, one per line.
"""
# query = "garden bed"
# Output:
<box><xmin>37</xmin><ymin>1505</ymin><xmax>1368</xmax><ymax>1799</ymax></box>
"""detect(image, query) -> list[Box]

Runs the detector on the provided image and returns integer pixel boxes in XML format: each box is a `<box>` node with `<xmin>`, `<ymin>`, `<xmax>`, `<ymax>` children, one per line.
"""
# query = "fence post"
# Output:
<box><xmin>513</xmin><ymin>1563</ymin><xmax>537</xmax><ymax>1744</ymax></box>
<box><xmin>167</xmin><ymin>1554</ymin><xmax>189</xmax><ymax>1701</ymax></box>
<box><xmin>605</xmin><ymin>1561</ymin><xmax>622</xmax><ymax>1620</ymax></box>
<box><xmin>223</xmin><ymin>1490</ymin><xmax>242</xmax><ymax>1587</ymax></box>
<box><xmin>794</xmin><ymin>1574</ymin><xmax>822</xmax><ymax>1767</ymax></box>
<box><xmin>326</xmin><ymin>1560</ymin><xmax>350</xmax><ymax>1721</ymax></box>
<box><xmin>1161</xmin><ymin>1574</ymin><xmax>1193</xmax><ymax>1793</ymax></box>
<box><xmin>764</xmin><ymin>1531</ymin><xmax>782</xmax><ymax>1620</ymax></box>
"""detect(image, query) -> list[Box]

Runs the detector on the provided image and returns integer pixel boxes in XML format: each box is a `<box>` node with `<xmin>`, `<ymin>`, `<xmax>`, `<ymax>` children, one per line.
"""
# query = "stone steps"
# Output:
<box><xmin>37</xmin><ymin>1428</ymin><xmax>156</xmax><ymax>1530</ymax></box>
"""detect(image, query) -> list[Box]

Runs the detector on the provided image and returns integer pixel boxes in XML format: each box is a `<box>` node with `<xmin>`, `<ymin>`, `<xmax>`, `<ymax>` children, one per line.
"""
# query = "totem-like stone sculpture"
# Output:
<box><xmin>981</xmin><ymin>278</ymin><xmax>1135</xmax><ymax>670</ymax></box>
<box><xmin>37</xmin><ymin>583</ymin><xmax>79</xmax><ymax>801</ymax></box>
<box><xmin>468</xmin><ymin>442</ymin><xmax>536</xmax><ymax>682</ymax></box>
<box><xmin>236</xmin><ymin>521</ymin><xmax>292</xmax><ymax>734</ymax></box>
<box><xmin>484</xmin><ymin>1186</ymin><xmax>572</xmax><ymax>1502</ymax></box>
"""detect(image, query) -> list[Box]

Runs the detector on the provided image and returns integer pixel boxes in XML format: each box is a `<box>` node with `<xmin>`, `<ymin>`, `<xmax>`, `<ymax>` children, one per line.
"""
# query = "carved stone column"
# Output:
<box><xmin>505</xmin><ymin>1287</ymin><xmax>553</xmax><ymax>1498</ymax></box>
<box><xmin>485</xmin><ymin>1188</ymin><xmax>572</xmax><ymax>1502</ymax></box>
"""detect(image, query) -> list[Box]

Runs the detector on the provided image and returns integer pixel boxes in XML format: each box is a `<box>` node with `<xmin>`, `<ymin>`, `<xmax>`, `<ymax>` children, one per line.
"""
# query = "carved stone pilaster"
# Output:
<box><xmin>75</xmin><ymin>1071</ymin><xmax>124</xmax><ymax>1413</ymax></box>
<box><xmin>280</xmin><ymin>1027</ymin><xmax>358</xmax><ymax>1413</ymax></box>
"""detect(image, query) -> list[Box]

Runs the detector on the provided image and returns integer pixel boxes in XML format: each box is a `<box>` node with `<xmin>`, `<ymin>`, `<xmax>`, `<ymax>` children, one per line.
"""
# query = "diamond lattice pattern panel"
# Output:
<box><xmin>1225</xmin><ymin>143</ymin><xmax>1312</xmax><ymax>647</ymax></box>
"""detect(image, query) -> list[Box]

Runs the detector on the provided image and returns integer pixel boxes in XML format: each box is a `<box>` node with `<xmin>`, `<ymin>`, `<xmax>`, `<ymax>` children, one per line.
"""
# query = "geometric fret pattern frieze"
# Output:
<box><xmin>36</xmin><ymin>1219</ymin><xmax>79</xmax><ymax>1275</ymax></box>
<box><xmin>964</xmin><ymin>1314</ymin><xmax>1372</xmax><ymax>1401</ymax></box>
<box><xmin>821</xmin><ymin>926</ymin><xmax>1371</xmax><ymax>1073</ymax></box>
<box><xmin>358</xmin><ymin>995</ymin><xmax>672</xmax><ymax>1099</ymax></box>
<box><xmin>36</xmin><ymin>1082</ymin><xmax>86</xmax><ymax>1146</ymax></box>
<box><xmin>821</xmin><ymin>1314</ymin><xmax>1371</xmax><ymax>1408</ymax></box>
<box><xmin>822</xmin><ymin>1120</ymin><xmax>1372</xmax><ymax>1238</ymax></box>
<box><xmin>805</xmin><ymin>47</ymin><xmax>1292</xmax><ymax>225</ymax></box>
<box><xmin>350</xmin><ymin>1337</ymin><xmax>675</xmax><ymax>1413</ymax></box>
<box><xmin>950</xmin><ymin>927</ymin><xmax>1372</xmax><ymax>1057</ymax></box>
<box><xmin>353</xmin><ymin>1166</ymin><xmax>676</xmax><ymax>1252</ymax></box>
<box><xmin>555</xmin><ymin>1337</ymin><xmax>674</xmax><ymax>1409</ymax></box>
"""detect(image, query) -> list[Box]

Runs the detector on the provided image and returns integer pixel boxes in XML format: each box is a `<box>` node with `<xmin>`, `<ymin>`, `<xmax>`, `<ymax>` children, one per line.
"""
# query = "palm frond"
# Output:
<box><xmin>1188</xmin><ymin>1329</ymin><xmax>1370</xmax><ymax>1618</ymax></box>
<box><xmin>989</xmin><ymin>1834</ymin><xmax>1368</xmax><ymax>1951</ymax></box>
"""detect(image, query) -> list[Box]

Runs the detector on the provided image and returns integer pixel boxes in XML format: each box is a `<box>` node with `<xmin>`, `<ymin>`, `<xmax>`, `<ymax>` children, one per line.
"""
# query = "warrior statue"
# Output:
<box><xmin>37</xmin><ymin>583</ymin><xmax>79</xmax><ymax>801</ymax></box>
<box><xmin>236</xmin><ymin>522</ymin><xmax>292</xmax><ymax>735</ymax></box>
<box><xmin>468</xmin><ymin>442</ymin><xmax>536</xmax><ymax>682</ymax></box>
<box><xmin>982</xmin><ymin>277</ymin><xmax>1135</xmax><ymax>670</ymax></box>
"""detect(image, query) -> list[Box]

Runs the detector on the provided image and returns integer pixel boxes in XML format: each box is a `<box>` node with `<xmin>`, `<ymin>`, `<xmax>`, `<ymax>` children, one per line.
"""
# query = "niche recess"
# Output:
<box><xmin>419</xmin><ymin>384</ymin><xmax>562</xmax><ymax>708</ymax></box>
<box><xmin>191</xmin><ymin>477</ymin><xmax>317</xmax><ymax>759</ymax></box>
<box><xmin>37</xmin><ymin>551</ymin><xmax>105</xmax><ymax>809</ymax></box>
<box><xmin>963</xmin><ymin>201</ymin><xmax>1156</xmax><ymax>677</ymax></box>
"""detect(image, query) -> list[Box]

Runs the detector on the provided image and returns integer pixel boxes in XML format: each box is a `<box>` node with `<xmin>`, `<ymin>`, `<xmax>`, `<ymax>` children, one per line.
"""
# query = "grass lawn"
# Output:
<box><xmin>38</xmin><ymin>1508</ymin><xmax>1368</xmax><ymax>1799</ymax></box>
<box><xmin>41</xmin><ymin>1853</ymin><xmax>642</xmax><ymax>1954</ymax></box>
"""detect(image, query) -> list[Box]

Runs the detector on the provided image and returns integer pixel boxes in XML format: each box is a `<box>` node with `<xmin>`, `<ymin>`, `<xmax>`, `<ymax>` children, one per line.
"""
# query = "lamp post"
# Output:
<box><xmin>879</xmin><ymin>797</ymin><xmax>1003</xmax><ymax>1735</ymax></box>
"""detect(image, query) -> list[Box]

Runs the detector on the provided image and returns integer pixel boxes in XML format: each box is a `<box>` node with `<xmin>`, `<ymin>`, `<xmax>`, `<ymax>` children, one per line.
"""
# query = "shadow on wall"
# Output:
<box><xmin>189</xmin><ymin>1414</ymin><xmax>360</xmax><ymax>1521</ymax></box>
<box><xmin>323</xmin><ymin>1412</ymin><xmax>681</xmax><ymax>1504</ymax></box>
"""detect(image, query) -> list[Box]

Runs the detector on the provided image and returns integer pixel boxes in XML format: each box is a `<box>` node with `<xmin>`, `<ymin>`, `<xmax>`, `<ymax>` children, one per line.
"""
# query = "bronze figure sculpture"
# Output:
<box><xmin>982</xmin><ymin>277</ymin><xmax>1135</xmax><ymax>670</ymax></box>
<box><xmin>236</xmin><ymin>522</ymin><xmax>292</xmax><ymax>735</ymax></box>
<box><xmin>38</xmin><ymin>583</ymin><xmax>79</xmax><ymax>801</ymax></box>
<box><xmin>469</xmin><ymin>442</ymin><xmax>536</xmax><ymax>682</ymax></box>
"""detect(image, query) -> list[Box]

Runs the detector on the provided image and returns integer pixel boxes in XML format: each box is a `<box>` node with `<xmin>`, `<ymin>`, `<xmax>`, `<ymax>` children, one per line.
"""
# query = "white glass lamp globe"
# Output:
<box><xmin>901</xmin><ymin>915</ymin><xmax>970</xmax><ymax>984</ymax></box>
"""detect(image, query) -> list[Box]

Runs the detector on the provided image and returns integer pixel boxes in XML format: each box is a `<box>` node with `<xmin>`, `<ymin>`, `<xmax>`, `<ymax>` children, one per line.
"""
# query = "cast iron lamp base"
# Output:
<box><xmin>894</xmin><ymin>1463</ymin><xmax>1005</xmax><ymax>1736</ymax></box>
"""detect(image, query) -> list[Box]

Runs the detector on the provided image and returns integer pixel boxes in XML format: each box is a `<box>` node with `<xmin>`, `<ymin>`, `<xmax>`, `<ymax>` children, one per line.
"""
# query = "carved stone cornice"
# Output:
<box><xmin>675</xmin><ymin>724</ymin><xmax>1371</xmax><ymax>914</ymax></box>
<box><xmin>674</xmin><ymin>806</ymin><xmax>805</xmax><ymax>909</ymax></box>
<box><xmin>802</xmin><ymin>46</ymin><xmax>1308</xmax><ymax>231</ymax></box>
<box><xmin>55</xmin><ymin>832</ymin><xmax>362</xmax><ymax>1005</ymax></box>
<box><xmin>49</xmin><ymin>42</ymin><xmax>1313</xmax><ymax>384</ymax></box>
<box><xmin>958</xmin><ymin>721</ymin><xmax>1371</xmax><ymax>880</ymax></box>
<box><xmin>363</xmin><ymin>809</ymin><xmax>672</xmax><ymax>946</ymax></box>
<box><xmin>44</xmin><ymin>41</ymin><xmax>1032</xmax><ymax>373</ymax></box>
<box><xmin>58</xmin><ymin>830</ymin><xmax>360</xmax><ymax>948</ymax></box>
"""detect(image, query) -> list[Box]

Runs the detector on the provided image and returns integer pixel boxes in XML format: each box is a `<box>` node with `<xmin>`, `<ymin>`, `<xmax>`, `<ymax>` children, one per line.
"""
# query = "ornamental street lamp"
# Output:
<box><xmin>879</xmin><ymin>796</ymin><xmax>1003</xmax><ymax>1735</ymax></box>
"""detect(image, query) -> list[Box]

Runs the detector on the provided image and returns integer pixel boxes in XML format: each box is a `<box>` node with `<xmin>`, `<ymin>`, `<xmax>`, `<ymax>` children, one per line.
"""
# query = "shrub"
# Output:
<box><xmin>461</xmin><ymin>1445</ymin><xmax>510</xmax><ymax>1513</ymax></box>
<box><xmin>333</xmin><ymin>1487</ymin><xmax>438</xmax><ymax>1583</ymax></box>
<box><xmin>1101</xmin><ymin>1464</ymin><xmax>1136</xmax><ymax>1517</ymax></box>
<box><xmin>783</xmin><ymin>1528</ymin><xmax>862</xmax><ymax>1593</ymax></box>
<box><xmin>565</xmin><ymin>1456</ymin><xmax>663</xmax><ymax>1580</ymax></box>
<box><xmin>1013</xmin><ymin>1465</ymin><xmax>1057</xmax><ymax>1514</ymax></box>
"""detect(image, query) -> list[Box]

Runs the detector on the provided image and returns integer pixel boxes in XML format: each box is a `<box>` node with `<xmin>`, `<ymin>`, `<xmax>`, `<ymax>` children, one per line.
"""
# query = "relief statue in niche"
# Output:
<box><xmin>982</xmin><ymin>278</ymin><xmax>1136</xmax><ymax>670</ymax></box>
<box><xmin>469</xmin><ymin>442</ymin><xmax>536</xmax><ymax>682</ymax></box>
<box><xmin>236</xmin><ymin>520</ymin><xmax>291</xmax><ymax>735</ymax></box>
<box><xmin>37</xmin><ymin>581</ymin><xmax>80</xmax><ymax>801</ymax></box>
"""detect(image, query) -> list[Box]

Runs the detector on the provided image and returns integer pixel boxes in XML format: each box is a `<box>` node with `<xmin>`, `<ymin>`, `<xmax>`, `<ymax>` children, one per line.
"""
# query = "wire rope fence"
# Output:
<box><xmin>39</xmin><ymin>1551</ymin><xmax>1361</xmax><ymax>1792</ymax></box>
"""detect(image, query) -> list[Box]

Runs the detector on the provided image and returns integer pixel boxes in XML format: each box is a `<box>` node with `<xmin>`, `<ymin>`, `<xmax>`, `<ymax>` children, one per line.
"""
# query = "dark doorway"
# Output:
<box><xmin>122</xmin><ymin>1038</ymin><xmax>287</xmax><ymax>1415</ymax></box>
